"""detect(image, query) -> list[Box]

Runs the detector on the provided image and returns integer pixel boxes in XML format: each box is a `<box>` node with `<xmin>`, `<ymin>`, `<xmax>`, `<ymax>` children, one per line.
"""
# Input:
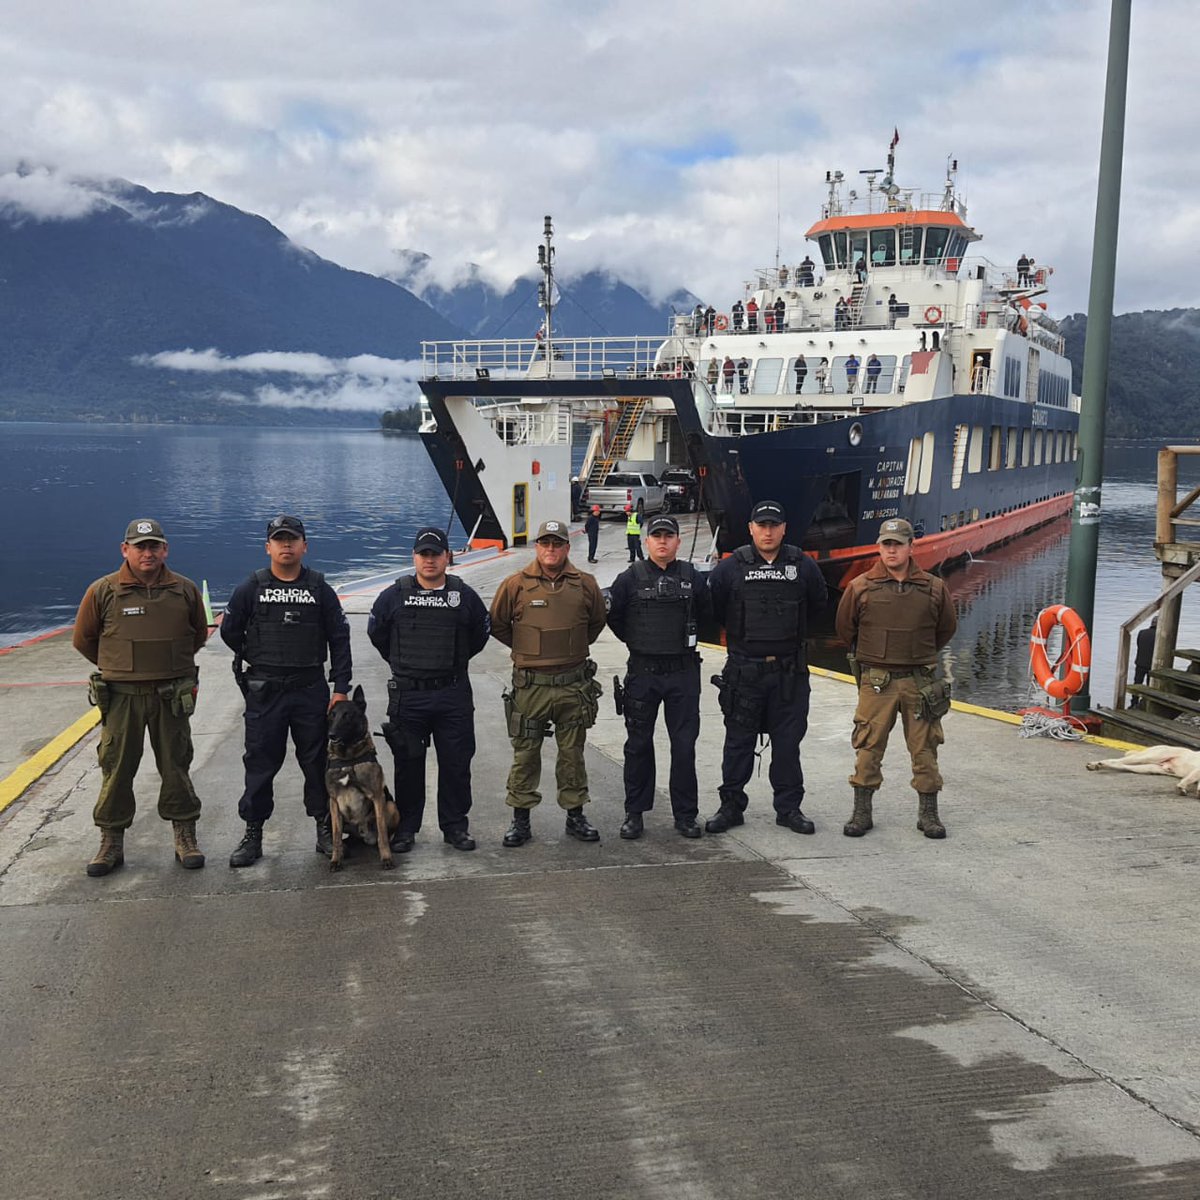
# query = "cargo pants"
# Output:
<box><xmin>505</xmin><ymin>669</ymin><xmax>600</xmax><ymax>811</ymax></box>
<box><xmin>849</xmin><ymin>671</ymin><xmax>944</xmax><ymax>793</ymax></box>
<box><xmin>94</xmin><ymin>681</ymin><xmax>201</xmax><ymax>829</ymax></box>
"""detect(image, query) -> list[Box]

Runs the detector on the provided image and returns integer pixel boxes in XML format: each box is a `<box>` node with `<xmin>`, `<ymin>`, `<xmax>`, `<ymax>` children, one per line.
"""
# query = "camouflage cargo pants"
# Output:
<box><xmin>849</xmin><ymin>673</ymin><xmax>944</xmax><ymax>793</ymax></box>
<box><xmin>505</xmin><ymin>676</ymin><xmax>599</xmax><ymax>811</ymax></box>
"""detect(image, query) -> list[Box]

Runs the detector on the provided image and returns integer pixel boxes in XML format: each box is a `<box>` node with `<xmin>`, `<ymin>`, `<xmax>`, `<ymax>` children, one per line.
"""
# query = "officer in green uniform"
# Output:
<box><xmin>835</xmin><ymin>518</ymin><xmax>958</xmax><ymax>839</ymax></box>
<box><xmin>489</xmin><ymin>519</ymin><xmax>608</xmax><ymax>847</ymax></box>
<box><xmin>72</xmin><ymin>518</ymin><xmax>209</xmax><ymax>876</ymax></box>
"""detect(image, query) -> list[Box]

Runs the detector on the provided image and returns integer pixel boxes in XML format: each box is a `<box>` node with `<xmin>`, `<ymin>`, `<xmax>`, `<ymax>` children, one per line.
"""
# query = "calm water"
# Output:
<box><xmin>2</xmin><ymin>423</ymin><xmax>1197</xmax><ymax>711</ymax></box>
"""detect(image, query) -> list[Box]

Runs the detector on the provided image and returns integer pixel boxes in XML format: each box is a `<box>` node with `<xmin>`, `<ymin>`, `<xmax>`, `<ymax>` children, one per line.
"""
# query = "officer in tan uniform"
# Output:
<box><xmin>835</xmin><ymin>518</ymin><xmax>957</xmax><ymax>839</ymax></box>
<box><xmin>489</xmin><ymin>519</ymin><xmax>607</xmax><ymax>847</ymax></box>
<box><xmin>73</xmin><ymin>518</ymin><xmax>209</xmax><ymax>876</ymax></box>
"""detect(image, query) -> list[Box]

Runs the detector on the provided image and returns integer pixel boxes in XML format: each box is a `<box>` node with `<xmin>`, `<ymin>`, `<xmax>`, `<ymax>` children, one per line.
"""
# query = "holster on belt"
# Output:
<box><xmin>846</xmin><ymin>652</ymin><xmax>862</xmax><ymax>686</ymax></box>
<box><xmin>232</xmin><ymin>656</ymin><xmax>248</xmax><ymax>698</ymax></box>
<box><xmin>87</xmin><ymin>672</ymin><xmax>110</xmax><ymax>723</ymax></box>
<box><xmin>613</xmin><ymin>675</ymin><xmax>625</xmax><ymax>716</ymax></box>
<box><xmin>163</xmin><ymin>677</ymin><xmax>198</xmax><ymax>717</ymax></box>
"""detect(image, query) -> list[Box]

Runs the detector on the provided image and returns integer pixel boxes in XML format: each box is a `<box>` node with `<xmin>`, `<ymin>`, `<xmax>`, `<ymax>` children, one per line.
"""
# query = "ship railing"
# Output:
<box><xmin>483</xmin><ymin>403</ymin><xmax>574</xmax><ymax>447</ymax></box>
<box><xmin>420</xmin><ymin>336</ymin><xmax>666</xmax><ymax>381</ymax></box>
<box><xmin>820</xmin><ymin>189</ymin><xmax>960</xmax><ymax>219</ymax></box>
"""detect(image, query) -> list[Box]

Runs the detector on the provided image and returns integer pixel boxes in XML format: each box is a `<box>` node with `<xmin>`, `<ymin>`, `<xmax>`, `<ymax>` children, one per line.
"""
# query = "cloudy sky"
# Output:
<box><xmin>1</xmin><ymin>0</ymin><xmax>1193</xmax><ymax>318</ymax></box>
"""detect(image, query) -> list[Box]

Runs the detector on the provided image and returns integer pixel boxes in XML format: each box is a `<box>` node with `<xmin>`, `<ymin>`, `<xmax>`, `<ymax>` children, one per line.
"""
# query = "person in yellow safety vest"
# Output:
<box><xmin>625</xmin><ymin>505</ymin><xmax>644</xmax><ymax>563</ymax></box>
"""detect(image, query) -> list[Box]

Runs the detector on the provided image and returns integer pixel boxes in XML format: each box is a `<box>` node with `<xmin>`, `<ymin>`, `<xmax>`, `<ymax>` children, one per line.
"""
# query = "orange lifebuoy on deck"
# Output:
<box><xmin>924</xmin><ymin>305</ymin><xmax>943</xmax><ymax>324</ymax></box>
<box><xmin>714</xmin><ymin>313</ymin><xmax>730</xmax><ymax>331</ymax></box>
<box><xmin>1030</xmin><ymin>605</ymin><xmax>1091</xmax><ymax>701</ymax></box>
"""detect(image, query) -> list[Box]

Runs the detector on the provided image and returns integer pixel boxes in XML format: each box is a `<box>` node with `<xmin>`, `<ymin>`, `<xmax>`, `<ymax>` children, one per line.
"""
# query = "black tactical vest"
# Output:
<box><xmin>624</xmin><ymin>561</ymin><xmax>695</xmax><ymax>656</ymax></box>
<box><xmin>728</xmin><ymin>545</ymin><xmax>807</xmax><ymax>654</ymax></box>
<box><xmin>388</xmin><ymin>575</ymin><xmax>466</xmax><ymax>677</ymax></box>
<box><xmin>242</xmin><ymin>568</ymin><xmax>325</xmax><ymax>669</ymax></box>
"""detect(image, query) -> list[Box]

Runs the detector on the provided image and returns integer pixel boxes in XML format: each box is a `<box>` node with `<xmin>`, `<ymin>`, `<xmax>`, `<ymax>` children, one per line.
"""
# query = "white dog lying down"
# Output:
<box><xmin>1086</xmin><ymin>745</ymin><xmax>1200</xmax><ymax>795</ymax></box>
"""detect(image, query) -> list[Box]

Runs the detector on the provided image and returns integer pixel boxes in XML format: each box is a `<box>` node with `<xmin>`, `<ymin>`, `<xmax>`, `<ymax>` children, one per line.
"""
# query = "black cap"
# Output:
<box><xmin>749</xmin><ymin>500</ymin><xmax>786</xmax><ymax>525</ymax></box>
<box><xmin>267</xmin><ymin>515</ymin><xmax>306</xmax><ymax>540</ymax></box>
<box><xmin>124</xmin><ymin>518</ymin><xmax>166</xmax><ymax>544</ymax></box>
<box><xmin>413</xmin><ymin>526</ymin><xmax>450</xmax><ymax>553</ymax></box>
<box><xmin>645</xmin><ymin>515</ymin><xmax>680</xmax><ymax>536</ymax></box>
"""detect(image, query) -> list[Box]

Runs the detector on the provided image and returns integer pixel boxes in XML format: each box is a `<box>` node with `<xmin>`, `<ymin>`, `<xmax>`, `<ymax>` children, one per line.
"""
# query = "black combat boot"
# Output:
<box><xmin>565</xmin><ymin>806</ymin><xmax>600</xmax><ymax>842</ymax></box>
<box><xmin>503</xmin><ymin>807</ymin><xmax>532</xmax><ymax>848</ymax></box>
<box><xmin>314</xmin><ymin>813</ymin><xmax>335</xmax><ymax>857</ymax></box>
<box><xmin>619</xmin><ymin>812</ymin><xmax>644</xmax><ymax>840</ymax></box>
<box><xmin>843</xmin><ymin>787</ymin><xmax>875</xmax><ymax>838</ymax></box>
<box><xmin>917</xmin><ymin>792</ymin><xmax>946</xmax><ymax>839</ymax></box>
<box><xmin>704</xmin><ymin>801</ymin><xmax>745</xmax><ymax>834</ymax></box>
<box><xmin>229</xmin><ymin>821</ymin><xmax>264</xmax><ymax>867</ymax></box>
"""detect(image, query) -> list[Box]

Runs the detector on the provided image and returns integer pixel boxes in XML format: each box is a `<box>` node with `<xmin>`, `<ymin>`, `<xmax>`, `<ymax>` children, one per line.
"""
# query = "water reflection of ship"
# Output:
<box><xmin>809</xmin><ymin>516</ymin><xmax>1071</xmax><ymax>708</ymax></box>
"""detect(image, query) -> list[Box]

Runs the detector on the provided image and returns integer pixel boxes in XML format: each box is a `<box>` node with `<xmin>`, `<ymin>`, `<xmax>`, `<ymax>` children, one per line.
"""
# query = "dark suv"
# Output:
<box><xmin>661</xmin><ymin>467</ymin><xmax>700</xmax><ymax>513</ymax></box>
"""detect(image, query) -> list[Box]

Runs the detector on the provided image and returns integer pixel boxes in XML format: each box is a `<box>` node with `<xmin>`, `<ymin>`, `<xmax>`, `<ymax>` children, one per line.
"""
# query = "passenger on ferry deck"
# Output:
<box><xmin>779</xmin><ymin>264</ymin><xmax>789</xmax><ymax>285</ymax></box>
<box><xmin>888</xmin><ymin>293</ymin><xmax>900</xmax><ymax>328</ymax></box>
<box><xmin>737</xmin><ymin>356</ymin><xmax>750</xmax><ymax>394</ymax></box>
<box><xmin>774</xmin><ymin>296</ymin><xmax>786</xmax><ymax>332</ymax></box>
<box><xmin>707</xmin><ymin>356</ymin><xmax>720</xmax><ymax>388</ymax></box>
<box><xmin>835</xmin><ymin>296</ymin><xmax>849</xmax><ymax>330</ymax></box>
<box><xmin>704</xmin><ymin>500</ymin><xmax>829</xmax><ymax>838</ymax></box>
<box><xmin>836</xmin><ymin>518</ymin><xmax>957</xmax><ymax>841</ymax></box>
<box><xmin>764</xmin><ymin>306</ymin><xmax>776</xmax><ymax>334</ymax></box>
<box><xmin>798</xmin><ymin>256</ymin><xmax>815</xmax><ymax>287</ymax></box>
<box><xmin>704</xmin><ymin>305</ymin><xmax>717</xmax><ymax>336</ymax></box>
<box><xmin>855</xmin><ymin>256</ymin><xmax>867</xmax><ymax>283</ymax></box>
<box><xmin>731</xmin><ymin>299</ymin><xmax>745</xmax><ymax>332</ymax></box>
<box><xmin>794</xmin><ymin>354</ymin><xmax>808</xmax><ymax>394</ymax></box>
<box><xmin>845</xmin><ymin>353</ymin><xmax>860</xmax><ymax>392</ymax></box>
<box><xmin>1017</xmin><ymin>254</ymin><xmax>1031</xmax><ymax>287</ymax></box>
<box><xmin>746</xmin><ymin>297</ymin><xmax>759</xmax><ymax>333</ymax></box>
<box><xmin>722</xmin><ymin>355</ymin><xmax>735</xmax><ymax>392</ymax></box>
<box><xmin>815</xmin><ymin>357</ymin><xmax>829</xmax><ymax>393</ymax></box>
<box><xmin>865</xmin><ymin>354</ymin><xmax>882</xmax><ymax>393</ymax></box>
<box><xmin>693</xmin><ymin>303</ymin><xmax>705</xmax><ymax>333</ymax></box>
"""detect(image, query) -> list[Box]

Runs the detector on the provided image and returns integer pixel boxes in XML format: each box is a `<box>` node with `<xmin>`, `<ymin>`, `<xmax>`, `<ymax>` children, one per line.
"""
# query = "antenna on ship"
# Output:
<box><xmin>942</xmin><ymin>156</ymin><xmax>959</xmax><ymax>212</ymax></box>
<box><xmin>536</xmin><ymin>214</ymin><xmax>556</xmax><ymax>377</ymax></box>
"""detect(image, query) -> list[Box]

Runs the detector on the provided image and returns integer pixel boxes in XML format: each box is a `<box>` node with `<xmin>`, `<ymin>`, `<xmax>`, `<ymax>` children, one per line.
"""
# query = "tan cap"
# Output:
<box><xmin>877</xmin><ymin>518</ymin><xmax>914</xmax><ymax>544</ymax></box>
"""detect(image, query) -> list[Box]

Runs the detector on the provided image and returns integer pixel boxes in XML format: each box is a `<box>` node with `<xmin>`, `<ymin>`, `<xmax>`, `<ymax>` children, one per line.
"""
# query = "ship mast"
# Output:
<box><xmin>536</xmin><ymin>214</ymin><xmax>556</xmax><ymax>377</ymax></box>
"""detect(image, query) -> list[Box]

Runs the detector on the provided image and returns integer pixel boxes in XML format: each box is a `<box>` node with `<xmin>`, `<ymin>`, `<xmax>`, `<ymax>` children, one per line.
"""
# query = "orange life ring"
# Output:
<box><xmin>714</xmin><ymin>313</ymin><xmax>730</xmax><ymax>331</ymax></box>
<box><xmin>1030</xmin><ymin>605</ymin><xmax>1091</xmax><ymax>701</ymax></box>
<box><xmin>924</xmin><ymin>305</ymin><xmax>943</xmax><ymax>324</ymax></box>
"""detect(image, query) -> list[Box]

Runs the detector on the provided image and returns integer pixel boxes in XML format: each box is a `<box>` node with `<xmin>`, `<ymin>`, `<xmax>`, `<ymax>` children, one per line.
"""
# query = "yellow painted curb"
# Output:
<box><xmin>0</xmin><ymin>708</ymin><xmax>100</xmax><ymax>814</ymax></box>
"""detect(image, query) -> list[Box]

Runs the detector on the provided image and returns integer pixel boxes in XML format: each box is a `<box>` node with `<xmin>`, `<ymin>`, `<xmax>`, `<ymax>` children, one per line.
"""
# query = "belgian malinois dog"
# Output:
<box><xmin>325</xmin><ymin>686</ymin><xmax>400</xmax><ymax>870</ymax></box>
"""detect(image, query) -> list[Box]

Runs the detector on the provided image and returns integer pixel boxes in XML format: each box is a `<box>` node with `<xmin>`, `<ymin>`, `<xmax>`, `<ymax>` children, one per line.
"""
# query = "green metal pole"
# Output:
<box><xmin>1064</xmin><ymin>0</ymin><xmax>1132</xmax><ymax>714</ymax></box>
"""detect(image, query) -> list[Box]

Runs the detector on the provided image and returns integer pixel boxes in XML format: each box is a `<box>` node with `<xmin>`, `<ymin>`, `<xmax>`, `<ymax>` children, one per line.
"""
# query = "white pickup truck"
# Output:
<box><xmin>588</xmin><ymin>471</ymin><xmax>667</xmax><ymax>519</ymax></box>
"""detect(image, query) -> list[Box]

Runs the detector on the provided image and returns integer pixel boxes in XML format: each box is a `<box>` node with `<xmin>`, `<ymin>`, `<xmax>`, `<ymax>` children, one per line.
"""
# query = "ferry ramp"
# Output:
<box><xmin>2</xmin><ymin>519</ymin><xmax>1200</xmax><ymax>1198</ymax></box>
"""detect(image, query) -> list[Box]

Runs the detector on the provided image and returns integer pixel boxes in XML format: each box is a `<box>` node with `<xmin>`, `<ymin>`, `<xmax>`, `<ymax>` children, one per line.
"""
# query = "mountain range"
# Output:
<box><xmin>0</xmin><ymin>175</ymin><xmax>1196</xmax><ymax>435</ymax></box>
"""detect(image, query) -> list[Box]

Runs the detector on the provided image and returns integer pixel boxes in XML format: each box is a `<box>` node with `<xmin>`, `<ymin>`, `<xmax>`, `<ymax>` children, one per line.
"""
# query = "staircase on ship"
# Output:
<box><xmin>1097</xmin><ymin>446</ymin><xmax>1200</xmax><ymax>748</ymax></box>
<box><xmin>585</xmin><ymin>396</ymin><xmax>649</xmax><ymax>487</ymax></box>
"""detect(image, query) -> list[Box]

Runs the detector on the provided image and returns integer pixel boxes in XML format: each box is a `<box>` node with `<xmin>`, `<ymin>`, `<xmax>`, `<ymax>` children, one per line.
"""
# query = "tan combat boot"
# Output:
<box><xmin>843</xmin><ymin>787</ymin><xmax>874</xmax><ymax>837</ymax></box>
<box><xmin>172</xmin><ymin>820</ymin><xmax>206</xmax><ymax>869</ymax></box>
<box><xmin>917</xmin><ymin>792</ymin><xmax>946</xmax><ymax>839</ymax></box>
<box><xmin>86</xmin><ymin>828</ymin><xmax>125</xmax><ymax>877</ymax></box>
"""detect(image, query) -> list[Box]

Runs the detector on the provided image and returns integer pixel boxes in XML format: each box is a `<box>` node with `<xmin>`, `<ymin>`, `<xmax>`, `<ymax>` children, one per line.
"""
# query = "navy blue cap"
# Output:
<box><xmin>646</xmin><ymin>515</ymin><xmax>680</xmax><ymax>536</ymax></box>
<box><xmin>414</xmin><ymin>526</ymin><xmax>450</xmax><ymax>553</ymax></box>
<box><xmin>749</xmin><ymin>500</ymin><xmax>786</xmax><ymax>524</ymax></box>
<box><xmin>267</xmin><ymin>515</ymin><xmax>306</xmax><ymax>539</ymax></box>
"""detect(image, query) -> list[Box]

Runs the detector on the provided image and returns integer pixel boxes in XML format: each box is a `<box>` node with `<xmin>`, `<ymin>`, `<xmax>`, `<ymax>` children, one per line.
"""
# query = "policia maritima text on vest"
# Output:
<box><xmin>835</xmin><ymin>517</ymin><xmax>957</xmax><ymax>840</ymax></box>
<box><xmin>489</xmin><ymin>519</ymin><xmax>607</xmax><ymax>847</ymax></box>
<box><xmin>367</xmin><ymin>526</ymin><xmax>491</xmax><ymax>854</ymax></box>
<box><xmin>705</xmin><ymin>500</ymin><xmax>829</xmax><ymax>836</ymax></box>
<box><xmin>73</xmin><ymin>518</ymin><xmax>209</xmax><ymax>877</ymax></box>
<box><xmin>606</xmin><ymin>514</ymin><xmax>709</xmax><ymax>840</ymax></box>
<box><xmin>220</xmin><ymin>515</ymin><xmax>352</xmax><ymax>866</ymax></box>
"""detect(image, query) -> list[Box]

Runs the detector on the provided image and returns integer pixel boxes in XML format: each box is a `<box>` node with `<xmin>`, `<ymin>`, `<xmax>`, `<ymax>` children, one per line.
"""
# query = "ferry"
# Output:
<box><xmin>418</xmin><ymin>139</ymin><xmax>1080</xmax><ymax>589</ymax></box>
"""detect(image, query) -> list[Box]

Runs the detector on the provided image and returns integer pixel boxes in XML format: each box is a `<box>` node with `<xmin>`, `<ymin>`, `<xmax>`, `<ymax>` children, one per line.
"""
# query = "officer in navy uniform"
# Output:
<box><xmin>367</xmin><ymin>527</ymin><xmax>490</xmax><ymax>852</ymax></box>
<box><xmin>221</xmin><ymin>515</ymin><xmax>352</xmax><ymax>866</ymax></box>
<box><xmin>606</xmin><ymin>514</ymin><xmax>708</xmax><ymax>839</ymax></box>
<box><xmin>705</xmin><ymin>500</ymin><xmax>828</xmax><ymax>835</ymax></box>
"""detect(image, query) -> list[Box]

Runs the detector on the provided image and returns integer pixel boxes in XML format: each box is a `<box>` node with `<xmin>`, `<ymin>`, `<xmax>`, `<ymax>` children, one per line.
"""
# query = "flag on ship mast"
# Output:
<box><xmin>890</xmin><ymin>128</ymin><xmax>900</xmax><ymax>150</ymax></box>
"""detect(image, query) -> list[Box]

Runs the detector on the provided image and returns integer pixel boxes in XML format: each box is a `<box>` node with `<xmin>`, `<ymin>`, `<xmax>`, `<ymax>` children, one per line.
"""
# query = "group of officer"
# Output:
<box><xmin>74</xmin><ymin>500</ymin><xmax>956</xmax><ymax>876</ymax></box>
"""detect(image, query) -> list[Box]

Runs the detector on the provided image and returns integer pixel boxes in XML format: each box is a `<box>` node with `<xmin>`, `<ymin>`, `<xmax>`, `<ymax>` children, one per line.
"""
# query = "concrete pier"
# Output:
<box><xmin>2</xmin><ymin>519</ymin><xmax>1199</xmax><ymax>1198</ymax></box>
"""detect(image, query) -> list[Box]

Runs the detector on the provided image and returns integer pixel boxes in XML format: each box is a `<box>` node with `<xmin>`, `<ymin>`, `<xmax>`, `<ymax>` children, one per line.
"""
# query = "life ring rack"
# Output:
<box><xmin>1030</xmin><ymin>605</ymin><xmax>1091</xmax><ymax>701</ymax></box>
<box><xmin>714</xmin><ymin>313</ymin><xmax>730</xmax><ymax>331</ymax></box>
<box><xmin>924</xmin><ymin>305</ymin><xmax>943</xmax><ymax>325</ymax></box>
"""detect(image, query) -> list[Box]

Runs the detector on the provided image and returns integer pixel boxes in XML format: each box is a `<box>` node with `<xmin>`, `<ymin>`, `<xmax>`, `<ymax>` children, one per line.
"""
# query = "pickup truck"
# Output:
<box><xmin>588</xmin><ymin>471</ymin><xmax>666</xmax><ymax>519</ymax></box>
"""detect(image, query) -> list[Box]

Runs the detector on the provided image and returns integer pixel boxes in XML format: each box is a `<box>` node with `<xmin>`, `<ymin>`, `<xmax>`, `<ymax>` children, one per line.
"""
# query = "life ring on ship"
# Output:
<box><xmin>714</xmin><ymin>314</ymin><xmax>730</xmax><ymax>331</ymax></box>
<box><xmin>924</xmin><ymin>305</ymin><xmax>943</xmax><ymax>325</ymax></box>
<box><xmin>1030</xmin><ymin>605</ymin><xmax>1091</xmax><ymax>701</ymax></box>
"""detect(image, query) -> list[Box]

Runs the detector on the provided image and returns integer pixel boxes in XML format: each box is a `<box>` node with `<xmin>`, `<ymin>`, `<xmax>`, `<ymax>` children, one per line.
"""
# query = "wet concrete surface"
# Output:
<box><xmin>2</xmin><ymin>521</ymin><xmax>1200</xmax><ymax>1198</ymax></box>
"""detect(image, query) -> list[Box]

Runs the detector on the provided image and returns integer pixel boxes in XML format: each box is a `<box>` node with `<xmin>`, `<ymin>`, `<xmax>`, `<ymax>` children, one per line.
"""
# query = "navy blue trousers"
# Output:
<box><xmin>238</xmin><ymin>679</ymin><xmax>330</xmax><ymax>822</ymax></box>
<box><xmin>622</xmin><ymin>664</ymin><xmax>701</xmax><ymax>819</ymax></box>
<box><xmin>387</xmin><ymin>678</ymin><xmax>475</xmax><ymax>836</ymax></box>
<box><xmin>718</xmin><ymin>668</ymin><xmax>811</xmax><ymax>815</ymax></box>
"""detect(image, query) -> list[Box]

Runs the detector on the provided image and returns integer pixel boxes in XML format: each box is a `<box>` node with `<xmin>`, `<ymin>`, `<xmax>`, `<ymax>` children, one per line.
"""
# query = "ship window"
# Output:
<box><xmin>833</xmin><ymin>231</ymin><xmax>848</xmax><ymax>268</ymax></box>
<box><xmin>752</xmin><ymin>358</ymin><xmax>783</xmax><ymax>394</ymax></box>
<box><xmin>818</xmin><ymin>234</ymin><xmax>836</xmax><ymax>271</ymax></box>
<box><xmin>923</xmin><ymin>226</ymin><xmax>950</xmax><ymax>264</ymax></box>
<box><xmin>1006</xmin><ymin>427</ymin><xmax>1018</xmax><ymax>468</ymax></box>
<box><xmin>968</xmin><ymin>425</ymin><xmax>984</xmax><ymax>473</ymax></box>
<box><xmin>790</xmin><ymin>357</ymin><xmax>819</xmax><ymax>395</ymax></box>
<box><xmin>1021</xmin><ymin>429</ymin><xmax>1031</xmax><ymax>467</ymax></box>
<box><xmin>899</xmin><ymin>227</ymin><xmax>922</xmax><ymax>264</ymax></box>
<box><xmin>951</xmin><ymin>424</ymin><xmax>969</xmax><ymax>490</ymax></box>
<box><xmin>1033</xmin><ymin>429</ymin><xmax>1044</xmax><ymax>465</ymax></box>
<box><xmin>869</xmin><ymin>229</ymin><xmax>896</xmax><ymax>266</ymax></box>
<box><xmin>898</xmin><ymin>355</ymin><xmax>911</xmax><ymax>394</ymax></box>
<box><xmin>865</xmin><ymin>355</ymin><xmax>897</xmax><ymax>394</ymax></box>
<box><xmin>917</xmin><ymin>432</ymin><xmax>935</xmax><ymax>494</ymax></box>
<box><xmin>850</xmin><ymin>234</ymin><xmax>869</xmax><ymax>269</ymax></box>
<box><xmin>988</xmin><ymin>425</ymin><xmax>1003</xmax><ymax>471</ymax></box>
<box><xmin>904</xmin><ymin>436</ymin><xmax>922</xmax><ymax>495</ymax></box>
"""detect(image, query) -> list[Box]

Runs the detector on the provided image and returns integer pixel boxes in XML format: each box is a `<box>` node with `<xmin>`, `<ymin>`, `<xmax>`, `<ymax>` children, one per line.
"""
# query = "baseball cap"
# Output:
<box><xmin>267</xmin><ymin>515</ymin><xmax>306</xmax><ymax>540</ymax></box>
<box><xmin>413</xmin><ymin>526</ymin><xmax>450</xmax><ymax>553</ymax></box>
<box><xmin>749</xmin><ymin>500</ymin><xmax>786</xmax><ymax>525</ymax></box>
<box><xmin>646</xmin><ymin>515</ymin><xmax>679</xmax><ymax>536</ymax></box>
<box><xmin>878</xmin><ymin>518</ymin><xmax>914</xmax><ymax>544</ymax></box>
<box><xmin>535</xmin><ymin>519</ymin><xmax>570</xmax><ymax>543</ymax></box>
<box><xmin>124</xmin><ymin>518</ymin><xmax>166</xmax><ymax>545</ymax></box>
